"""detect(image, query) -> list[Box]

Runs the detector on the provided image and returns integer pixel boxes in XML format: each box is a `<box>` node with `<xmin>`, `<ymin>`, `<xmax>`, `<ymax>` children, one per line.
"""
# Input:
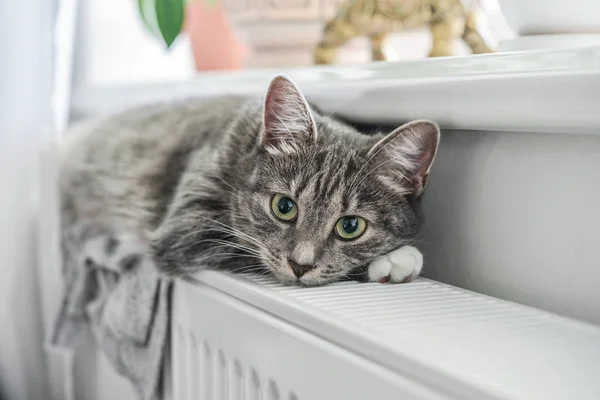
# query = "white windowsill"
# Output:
<box><xmin>71</xmin><ymin>45</ymin><xmax>600</xmax><ymax>135</ymax></box>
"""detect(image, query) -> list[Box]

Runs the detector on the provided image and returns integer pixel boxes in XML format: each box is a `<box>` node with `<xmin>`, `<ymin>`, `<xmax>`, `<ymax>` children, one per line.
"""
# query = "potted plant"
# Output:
<box><xmin>138</xmin><ymin>0</ymin><xmax>247</xmax><ymax>71</ymax></box>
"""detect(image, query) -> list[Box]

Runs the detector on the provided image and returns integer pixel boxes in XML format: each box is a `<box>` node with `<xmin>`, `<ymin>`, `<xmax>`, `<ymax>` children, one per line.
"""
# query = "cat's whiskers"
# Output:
<box><xmin>193</xmin><ymin>253</ymin><xmax>260</xmax><ymax>262</ymax></box>
<box><xmin>403</xmin><ymin>235</ymin><xmax>431</xmax><ymax>246</ymax></box>
<box><xmin>226</xmin><ymin>263</ymin><xmax>267</xmax><ymax>273</ymax></box>
<box><xmin>228</xmin><ymin>265</ymin><xmax>274</xmax><ymax>279</ymax></box>
<box><xmin>197</xmin><ymin>226</ymin><xmax>267</xmax><ymax>255</ymax></box>
<box><xmin>192</xmin><ymin>224</ymin><xmax>280</xmax><ymax>266</ymax></box>
<box><xmin>189</xmin><ymin>248</ymin><xmax>269</xmax><ymax>269</ymax></box>
<box><xmin>189</xmin><ymin>238</ymin><xmax>263</xmax><ymax>258</ymax></box>
<box><xmin>202</xmin><ymin>239</ymin><xmax>263</xmax><ymax>257</ymax></box>
<box><xmin>201</xmin><ymin>217</ymin><xmax>269</xmax><ymax>249</ymax></box>
<box><xmin>172</xmin><ymin>219</ymin><xmax>264</xmax><ymax>252</ymax></box>
<box><xmin>213</xmin><ymin>175</ymin><xmax>237</xmax><ymax>192</ymax></box>
<box><xmin>207</xmin><ymin>229</ymin><xmax>280</xmax><ymax>266</ymax></box>
<box><xmin>163</xmin><ymin>226</ymin><xmax>240</xmax><ymax>251</ymax></box>
<box><xmin>183</xmin><ymin>240</ymin><xmax>260</xmax><ymax>258</ymax></box>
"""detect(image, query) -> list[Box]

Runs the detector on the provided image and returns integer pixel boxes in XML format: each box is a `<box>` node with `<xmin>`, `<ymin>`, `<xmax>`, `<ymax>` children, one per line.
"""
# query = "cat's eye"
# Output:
<box><xmin>335</xmin><ymin>216</ymin><xmax>367</xmax><ymax>240</ymax></box>
<box><xmin>271</xmin><ymin>194</ymin><xmax>298</xmax><ymax>221</ymax></box>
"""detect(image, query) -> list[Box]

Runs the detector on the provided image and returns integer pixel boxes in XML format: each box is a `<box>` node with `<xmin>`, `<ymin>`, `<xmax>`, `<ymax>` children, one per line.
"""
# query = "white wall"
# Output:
<box><xmin>420</xmin><ymin>128</ymin><xmax>600</xmax><ymax>326</ymax></box>
<box><xmin>72</xmin><ymin>0</ymin><xmax>514</xmax><ymax>90</ymax></box>
<box><xmin>0</xmin><ymin>0</ymin><xmax>55</xmax><ymax>399</ymax></box>
<box><xmin>72</xmin><ymin>0</ymin><xmax>195</xmax><ymax>89</ymax></box>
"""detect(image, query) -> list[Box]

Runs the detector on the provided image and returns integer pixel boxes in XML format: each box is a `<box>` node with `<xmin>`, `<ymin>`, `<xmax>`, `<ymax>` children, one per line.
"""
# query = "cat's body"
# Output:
<box><xmin>61</xmin><ymin>97</ymin><xmax>244</xmax><ymax>230</ymax></box>
<box><xmin>61</xmin><ymin>76</ymin><xmax>439</xmax><ymax>286</ymax></box>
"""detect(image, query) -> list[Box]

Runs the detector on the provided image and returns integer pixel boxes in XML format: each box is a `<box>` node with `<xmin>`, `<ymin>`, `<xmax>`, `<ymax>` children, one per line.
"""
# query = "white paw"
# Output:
<box><xmin>368</xmin><ymin>245</ymin><xmax>423</xmax><ymax>283</ymax></box>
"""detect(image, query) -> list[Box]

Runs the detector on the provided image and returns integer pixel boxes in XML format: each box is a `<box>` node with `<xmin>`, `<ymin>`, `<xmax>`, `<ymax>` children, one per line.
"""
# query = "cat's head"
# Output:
<box><xmin>232</xmin><ymin>75</ymin><xmax>440</xmax><ymax>286</ymax></box>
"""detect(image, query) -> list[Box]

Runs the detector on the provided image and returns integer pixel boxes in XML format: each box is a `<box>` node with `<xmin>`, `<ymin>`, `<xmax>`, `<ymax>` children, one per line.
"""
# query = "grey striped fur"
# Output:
<box><xmin>60</xmin><ymin>75</ymin><xmax>439</xmax><ymax>286</ymax></box>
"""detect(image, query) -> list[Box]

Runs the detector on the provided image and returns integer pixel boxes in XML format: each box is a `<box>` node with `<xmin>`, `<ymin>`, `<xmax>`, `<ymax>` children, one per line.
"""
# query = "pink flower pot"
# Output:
<box><xmin>185</xmin><ymin>0</ymin><xmax>248</xmax><ymax>71</ymax></box>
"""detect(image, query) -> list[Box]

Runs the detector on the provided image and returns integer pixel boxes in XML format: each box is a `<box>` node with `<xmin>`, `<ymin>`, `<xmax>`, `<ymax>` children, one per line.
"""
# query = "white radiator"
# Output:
<box><xmin>169</xmin><ymin>271</ymin><xmax>600</xmax><ymax>400</ymax></box>
<box><xmin>38</xmin><ymin>46</ymin><xmax>600</xmax><ymax>400</ymax></box>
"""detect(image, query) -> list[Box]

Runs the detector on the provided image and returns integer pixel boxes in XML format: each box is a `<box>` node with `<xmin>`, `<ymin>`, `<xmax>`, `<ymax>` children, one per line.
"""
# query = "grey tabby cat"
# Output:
<box><xmin>61</xmin><ymin>75</ymin><xmax>439</xmax><ymax>286</ymax></box>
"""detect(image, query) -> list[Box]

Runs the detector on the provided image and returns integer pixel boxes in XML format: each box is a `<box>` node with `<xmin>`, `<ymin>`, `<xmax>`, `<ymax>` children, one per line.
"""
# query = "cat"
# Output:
<box><xmin>60</xmin><ymin>75</ymin><xmax>439</xmax><ymax>286</ymax></box>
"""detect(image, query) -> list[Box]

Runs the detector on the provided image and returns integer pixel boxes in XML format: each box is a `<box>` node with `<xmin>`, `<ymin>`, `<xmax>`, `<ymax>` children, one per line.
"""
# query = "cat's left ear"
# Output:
<box><xmin>260</xmin><ymin>75</ymin><xmax>317</xmax><ymax>154</ymax></box>
<box><xmin>368</xmin><ymin>120</ymin><xmax>440</xmax><ymax>195</ymax></box>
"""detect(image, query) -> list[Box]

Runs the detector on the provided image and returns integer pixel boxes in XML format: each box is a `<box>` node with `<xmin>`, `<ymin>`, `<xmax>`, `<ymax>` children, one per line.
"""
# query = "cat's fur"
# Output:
<box><xmin>60</xmin><ymin>75</ymin><xmax>439</xmax><ymax>286</ymax></box>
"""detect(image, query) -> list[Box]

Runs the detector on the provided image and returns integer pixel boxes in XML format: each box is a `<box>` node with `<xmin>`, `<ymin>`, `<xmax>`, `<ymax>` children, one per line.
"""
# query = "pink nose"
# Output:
<box><xmin>288</xmin><ymin>259</ymin><xmax>314</xmax><ymax>278</ymax></box>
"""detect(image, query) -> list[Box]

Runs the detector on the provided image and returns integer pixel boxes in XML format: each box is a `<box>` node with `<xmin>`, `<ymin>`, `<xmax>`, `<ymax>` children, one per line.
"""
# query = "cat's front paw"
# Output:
<box><xmin>368</xmin><ymin>245</ymin><xmax>423</xmax><ymax>283</ymax></box>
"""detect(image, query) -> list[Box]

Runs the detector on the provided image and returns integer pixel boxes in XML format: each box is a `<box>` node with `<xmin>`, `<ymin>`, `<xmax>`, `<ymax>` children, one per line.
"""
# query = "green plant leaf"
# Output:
<box><xmin>138</xmin><ymin>0</ymin><xmax>160</xmax><ymax>38</ymax></box>
<box><xmin>154</xmin><ymin>0</ymin><xmax>185</xmax><ymax>48</ymax></box>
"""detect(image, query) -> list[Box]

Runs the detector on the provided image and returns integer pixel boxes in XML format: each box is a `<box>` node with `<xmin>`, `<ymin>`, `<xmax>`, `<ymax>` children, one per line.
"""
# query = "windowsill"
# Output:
<box><xmin>71</xmin><ymin>45</ymin><xmax>600</xmax><ymax>135</ymax></box>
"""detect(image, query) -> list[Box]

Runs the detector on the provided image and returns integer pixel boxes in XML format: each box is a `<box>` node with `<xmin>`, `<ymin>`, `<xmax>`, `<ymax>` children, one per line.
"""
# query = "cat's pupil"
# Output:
<box><xmin>342</xmin><ymin>217</ymin><xmax>358</xmax><ymax>233</ymax></box>
<box><xmin>278</xmin><ymin>197</ymin><xmax>294</xmax><ymax>214</ymax></box>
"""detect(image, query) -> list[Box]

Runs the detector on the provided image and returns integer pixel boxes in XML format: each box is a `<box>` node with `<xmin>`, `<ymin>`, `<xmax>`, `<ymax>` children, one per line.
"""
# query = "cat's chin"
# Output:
<box><xmin>298</xmin><ymin>273</ymin><xmax>343</xmax><ymax>287</ymax></box>
<box><xmin>268</xmin><ymin>269</ymin><xmax>330</xmax><ymax>287</ymax></box>
<box><xmin>264</xmin><ymin>260</ymin><xmax>346</xmax><ymax>286</ymax></box>
<box><xmin>273</xmin><ymin>276</ymin><xmax>301</xmax><ymax>286</ymax></box>
<box><xmin>283</xmin><ymin>275</ymin><xmax>336</xmax><ymax>287</ymax></box>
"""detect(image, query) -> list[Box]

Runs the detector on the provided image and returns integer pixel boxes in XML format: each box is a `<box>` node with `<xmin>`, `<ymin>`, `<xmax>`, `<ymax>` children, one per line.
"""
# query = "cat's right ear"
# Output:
<box><xmin>260</xmin><ymin>75</ymin><xmax>317</xmax><ymax>154</ymax></box>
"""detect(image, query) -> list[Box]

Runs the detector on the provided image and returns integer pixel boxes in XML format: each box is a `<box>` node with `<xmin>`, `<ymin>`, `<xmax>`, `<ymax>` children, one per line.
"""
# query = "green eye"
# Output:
<box><xmin>335</xmin><ymin>216</ymin><xmax>367</xmax><ymax>240</ymax></box>
<box><xmin>271</xmin><ymin>194</ymin><xmax>298</xmax><ymax>221</ymax></box>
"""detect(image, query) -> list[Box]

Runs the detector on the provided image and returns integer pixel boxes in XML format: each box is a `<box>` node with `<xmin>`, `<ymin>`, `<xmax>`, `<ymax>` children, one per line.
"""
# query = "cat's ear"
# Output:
<box><xmin>367</xmin><ymin>120</ymin><xmax>440</xmax><ymax>195</ymax></box>
<box><xmin>260</xmin><ymin>75</ymin><xmax>317</xmax><ymax>154</ymax></box>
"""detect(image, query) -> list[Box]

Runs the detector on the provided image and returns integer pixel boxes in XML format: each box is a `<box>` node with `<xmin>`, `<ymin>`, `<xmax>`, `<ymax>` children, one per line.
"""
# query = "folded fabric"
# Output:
<box><xmin>52</xmin><ymin>227</ymin><xmax>171</xmax><ymax>400</ymax></box>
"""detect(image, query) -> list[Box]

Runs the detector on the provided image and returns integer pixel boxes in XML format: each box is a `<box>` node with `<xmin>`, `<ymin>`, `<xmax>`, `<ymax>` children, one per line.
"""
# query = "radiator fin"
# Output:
<box><xmin>234</xmin><ymin>273</ymin><xmax>600</xmax><ymax>400</ymax></box>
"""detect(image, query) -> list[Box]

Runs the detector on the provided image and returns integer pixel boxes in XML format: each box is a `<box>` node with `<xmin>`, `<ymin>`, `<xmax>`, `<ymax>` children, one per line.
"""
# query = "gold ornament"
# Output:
<box><xmin>314</xmin><ymin>0</ymin><xmax>495</xmax><ymax>64</ymax></box>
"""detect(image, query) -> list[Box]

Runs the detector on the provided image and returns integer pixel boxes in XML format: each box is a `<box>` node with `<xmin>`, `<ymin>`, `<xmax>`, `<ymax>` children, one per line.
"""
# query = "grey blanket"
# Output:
<box><xmin>51</xmin><ymin>227</ymin><xmax>171</xmax><ymax>400</ymax></box>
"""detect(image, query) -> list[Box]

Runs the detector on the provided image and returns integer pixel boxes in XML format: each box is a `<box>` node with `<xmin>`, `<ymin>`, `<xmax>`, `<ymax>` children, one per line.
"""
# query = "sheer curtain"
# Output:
<box><xmin>0</xmin><ymin>0</ymin><xmax>69</xmax><ymax>399</ymax></box>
